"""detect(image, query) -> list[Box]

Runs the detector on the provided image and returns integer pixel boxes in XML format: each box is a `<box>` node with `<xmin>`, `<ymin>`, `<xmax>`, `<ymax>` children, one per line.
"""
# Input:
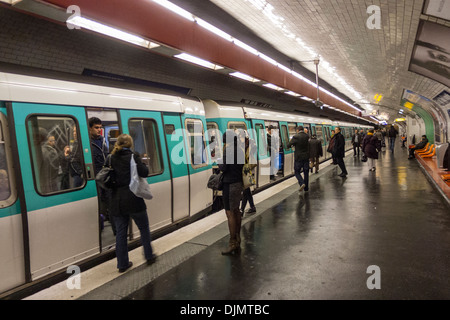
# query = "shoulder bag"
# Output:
<box><xmin>129</xmin><ymin>154</ymin><xmax>153</xmax><ymax>200</ymax></box>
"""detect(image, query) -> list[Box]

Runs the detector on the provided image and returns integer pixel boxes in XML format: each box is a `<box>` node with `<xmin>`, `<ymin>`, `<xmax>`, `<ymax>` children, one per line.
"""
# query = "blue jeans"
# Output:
<box><xmin>294</xmin><ymin>160</ymin><xmax>309</xmax><ymax>190</ymax></box>
<box><xmin>389</xmin><ymin>137</ymin><xmax>396</xmax><ymax>151</ymax></box>
<box><xmin>114</xmin><ymin>210</ymin><xmax>153</xmax><ymax>269</ymax></box>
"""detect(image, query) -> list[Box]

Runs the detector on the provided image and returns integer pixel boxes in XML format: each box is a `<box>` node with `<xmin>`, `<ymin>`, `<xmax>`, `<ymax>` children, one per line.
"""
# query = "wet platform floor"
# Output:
<box><xmin>80</xmin><ymin>147</ymin><xmax>450</xmax><ymax>300</ymax></box>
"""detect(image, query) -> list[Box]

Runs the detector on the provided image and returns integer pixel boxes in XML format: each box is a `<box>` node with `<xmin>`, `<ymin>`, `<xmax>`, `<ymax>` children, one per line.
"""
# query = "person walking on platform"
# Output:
<box><xmin>109</xmin><ymin>134</ymin><xmax>156</xmax><ymax>273</ymax></box>
<box><xmin>388</xmin><ymin>125</ymin><xmax>398</xmax><ymax>154</ymax></box>
<box><xmin>288</xmin><ymin>126</ymin><xmax>310</xmax><ymax>192</ymax></box>
<box><xmin>333</xmin><ymin>127</ymin><xmax>348</xmax><ymax>177</ymax></box>
<box><xmin>362</xmin><ymin>129</ymin><xmax>381</xmax><ymax>171</ymax></box>
<box><xmin>219</xmin><ymin>130</ymin><xmax>244</xmax><ymax>255</ymax></box>
<box><xmin>309</xmin><ymin>134</ymin><xmax>322</xmax><ymax>174</ymax></box>
<box><xmin>352</xmin><ymin>129</ymin><xmax>362</xmax><ymax>157</ymax></box>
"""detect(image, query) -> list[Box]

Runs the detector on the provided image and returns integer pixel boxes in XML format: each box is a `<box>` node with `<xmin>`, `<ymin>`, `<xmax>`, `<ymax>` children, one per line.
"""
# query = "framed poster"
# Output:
<box><xmin>409</xmin><ymin>21</ymin><xmax>450</xmax><ymax>87</ymax></box>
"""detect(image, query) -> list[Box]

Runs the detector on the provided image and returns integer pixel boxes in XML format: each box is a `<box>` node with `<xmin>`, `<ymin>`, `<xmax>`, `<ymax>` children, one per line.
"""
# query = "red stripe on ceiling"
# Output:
<box><xmin>43</xmin><ymin>0</ymin><xmax>360</xmax><ymax>116</ymax></box>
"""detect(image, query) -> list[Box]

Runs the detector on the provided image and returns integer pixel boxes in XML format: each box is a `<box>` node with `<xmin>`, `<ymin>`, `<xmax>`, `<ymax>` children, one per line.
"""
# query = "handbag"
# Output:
<box><xmin>95</xmin><ymin>155</ymin><xmax>115</xmax><ymax>189</ymax></box>
<box><xmin>242</xmin><ymin>164</ymin><xmax>256</xmax><ymax>189</ymax></box>
<box><xmin>129</xmin><ymin>154</ymin><xmax>153</xmax><ymax>200</ymax></box>
<box><xmin>361</xmin><ymin>153</ymin><xmax>368</xmax><ymax>162</ymax></box>
<box><xmin>207</xmin><ymin>171</ymin><xmax>223</xmax><ymax>191</ymax></box>
<box><xmin>242</xmin><ymin>149</ymin><xmax>256</xmax><ymax>189</ymax></box>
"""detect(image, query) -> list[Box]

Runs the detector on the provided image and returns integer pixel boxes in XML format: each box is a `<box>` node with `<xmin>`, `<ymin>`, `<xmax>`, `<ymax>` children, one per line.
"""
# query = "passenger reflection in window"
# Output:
<box><xmin>41</xmin><ymin>135</ymin><xmax>61</xmax><ymax>193</ymax></box>
<box><xmin>0</xmin><ymin>169</ymin><xmax>11</xmax><ymax>200</ymax></box>
<box><xmin>61</xmin><ymin>125</ymin><xmax>83</xmax><ymax>189</ymax></box>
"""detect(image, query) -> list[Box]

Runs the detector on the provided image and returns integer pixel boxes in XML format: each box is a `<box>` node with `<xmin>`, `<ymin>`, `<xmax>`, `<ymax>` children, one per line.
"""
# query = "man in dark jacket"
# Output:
<box><xmin>333</xmin><ymin>127</ymin><xmax>348</xmax><ymax>177</ymax></box>
<box><xmin>309</xmin><ymin>134</ymin><xmax>323</xmax><ymax>174</ymax></box>
<box><xmin>351</xmin><ymin>129</ymin><xmax>362</xmax><ymax>157</ymax></box>
<box><xmin>89</xmin><ymin>117</ymin><xmax>113</xmax><ymax>233</ymax></box>
<box><xmin>288</xmin><ymin>126</ymin><xmax>310</xmax><ymax>192</ymax></box>
<box><xmin>408</xmin><ymin>135</ymin><xmax>429</xmax><ymax>159</ymax></box>
<box><xmin>388</xmin><ymin>125</ymin><xmax>398</xmax><ymax>153</ymax></box>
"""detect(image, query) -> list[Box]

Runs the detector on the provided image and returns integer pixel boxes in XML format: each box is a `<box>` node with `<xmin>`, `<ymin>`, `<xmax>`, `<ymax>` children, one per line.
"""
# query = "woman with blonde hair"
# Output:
<box><xmin>109</xmin><ymin>134</ymin><xmax>156</xmax><ymax>272</ymax></box>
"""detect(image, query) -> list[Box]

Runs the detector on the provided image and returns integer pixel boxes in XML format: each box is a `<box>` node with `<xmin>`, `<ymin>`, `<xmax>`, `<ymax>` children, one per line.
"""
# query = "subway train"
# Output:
<box><xmin>0</xmin><ymin>71</ymin><xmax>373</xmax><ymax>296</ymax></box>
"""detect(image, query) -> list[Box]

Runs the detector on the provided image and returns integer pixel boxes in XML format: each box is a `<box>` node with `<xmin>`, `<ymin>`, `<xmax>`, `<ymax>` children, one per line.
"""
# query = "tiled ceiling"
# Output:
<box><xmin>208</xmin><ymin>0</ymin><xmax>450</xmax><ymax>122</ymax></box>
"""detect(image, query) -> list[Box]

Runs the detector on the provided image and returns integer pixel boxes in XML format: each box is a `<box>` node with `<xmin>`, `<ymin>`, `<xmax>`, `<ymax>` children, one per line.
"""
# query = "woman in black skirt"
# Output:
<box><xmin>218</xmin><ymin>130</ymin><xmax>244</xmax><ymax>255</ymax></box>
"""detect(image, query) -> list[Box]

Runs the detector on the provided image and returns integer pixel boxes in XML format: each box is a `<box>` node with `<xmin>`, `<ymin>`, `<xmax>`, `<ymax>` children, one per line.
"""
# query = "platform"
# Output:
<box><xmin>24</xmin><ymin>146</ymin><xmax>450</xmax><ymax>302</ymax></box>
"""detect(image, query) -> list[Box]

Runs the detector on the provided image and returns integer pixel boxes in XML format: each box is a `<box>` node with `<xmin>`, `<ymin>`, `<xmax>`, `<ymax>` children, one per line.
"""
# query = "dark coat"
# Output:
<box><xmin>351</xmin><ymin>133</ymin><xmax>363</xmax><ymax>146</ymax></box>
<box><xmin>91</xmin><ymin>136</ymin><xmax>109</xmax><ymax>176</ymax></box>
<box><xmin>109</xmin><ymin>149</ymin><xmax>149</xmax><ymax>216</ymax></box>
<box><xmin>219</xmin><ymin>132</ymin><xmax>244</xmax><ymax>184</ymax></box>
<box><xmin>287</xmin><ymin>132</ymin><xmax>310</xmax><ymax>161</ymax></box>
<box><xmin>308</xmin><ymin>137</ymin><xmax>323</xmax><ymax>159</ymax></box>
<box><xmin>362</xmin><ymin>134</ymin><xmax>381</xmax><ymax>159</ymax></box>
<box><xmin>332</xmin><ymin>132</ymin><xmax>346</xmax><ymax>158</ymax></box>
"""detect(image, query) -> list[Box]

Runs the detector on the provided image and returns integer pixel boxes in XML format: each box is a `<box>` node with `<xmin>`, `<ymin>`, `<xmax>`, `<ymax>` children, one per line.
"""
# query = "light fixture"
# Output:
<box><xmin>66</xmin><ymin>16</ymin><xmax>160</xmax><ymax>49</ymax></box>
<box><xmin>263</xmin><ymin>83</ymin><xmax>284</xmax><ymax>91</ymax></box>
<box><xmin>196</xmin><ymin>18</ymin><xmax>233</xmax><ymax>42</ymax></box>
<box><xmin>152</xmin><ymin>0</ymin><xmax>195</xmax><ymax>22</ymax></box>
<box><xmin>230</xmin><ymin>72</ymin><xmax>260</xmax><ymax>82</ymax></box>
<box><xmin>174</xmin><ymin>53</ymin><xmax>223</xmax><ymax>70</ymax></box>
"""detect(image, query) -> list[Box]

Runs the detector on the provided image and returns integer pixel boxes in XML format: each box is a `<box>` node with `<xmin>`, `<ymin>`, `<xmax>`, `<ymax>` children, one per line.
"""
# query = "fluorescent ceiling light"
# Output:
<box><xmin>174</xmin><ymin>53</ymin><xmax>223</xmax><ymax>70</ymax></box>
<box><xmin>230</xmin><ymin>72</ymin><xmax>260</xmax><ymax>82</ymax></box>
<box><xmin>0</xmin><ymin>0</ymin><xmax>21</xmax><ymax>4</ymax></box>
<box><xmin>152</xmin><ymin>0</ymin><xmax>195</xmax><ymax>21</ymax></box>
<box><xmin>263</xmin><ymin>83</ymin><xmax>284</xmax><ymax>91</ymax></box>
<box><xmin>233</xmin><ymin>39</ymin><xmax>259</xmax><ymax>55</ymax></box>
<box><xmin>259</xmin><ymin>53</ymin><xmax>278</xmax><ymax>66</ymax></box>
<box><xmin>67</xmin><ymin>16</ymin><xmax>160</xmax><ymax>49</ymax></box>
<box><xmin>285</xmin><ymin>91</ymin><xmax>300</xmax><ymax>97</ymax></box>
<box><xmin>196</xmin><ymin>18</ymin><xmax>233</xmax><ymax>42</ymax></box>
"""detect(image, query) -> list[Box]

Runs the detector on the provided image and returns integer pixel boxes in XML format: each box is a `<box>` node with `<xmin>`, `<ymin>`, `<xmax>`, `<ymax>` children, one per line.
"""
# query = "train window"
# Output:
<box><xmin>186</xmin><ymin>119</ymin><xmax>207</xmax><ymax>168</ymax></box>
<box><xmin>0</xmin><ymin>117</ymin><xmax>16</xmax><ymax>206</ymax></box>
<box><xmin>288</xmin><ymin>123</ymin><xmax>297</xmax><ymax>140</ymax></box>
<box><xmin>255</xmin><ymin>123</ymin><xmax>267</xmax><ymax>156</ymax></box>
<box><xmin>228</xmin><ymin>121</ymin><xmax>247</xmax><ymax>131</ymax></box>
<box><xmin>281</xmin><ymin>125</ymin><xmax>290</xmax><ymax>149</ymax></box>
<box><xmin>129</xmin><ymin>119</ymin><xmax>163</xmax><ymax>176</ymax></box>
<box><xmin>27</xmin><ymin>116</ymin><xmax>86</xmax><ymax>195</ymax></box>
<box><xmin>315</xmin><ymin>126</ymin><xmax>324</xmax><ymax>143</ymax></box>
<box><xmin>207</xmin><ymin>122</ymin><xmax>222</xmax><ymax>162</ymax></box>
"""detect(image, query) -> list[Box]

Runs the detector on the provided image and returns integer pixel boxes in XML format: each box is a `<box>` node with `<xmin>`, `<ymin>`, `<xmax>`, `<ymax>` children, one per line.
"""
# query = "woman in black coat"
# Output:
<box><xmin>109</xmin><ymin>134</ymin><xmax>156</xmax><ymax>272</ymax></box>
<box><xmin>362</xmin><ymin>129</ymin><xmax>381</xmax><ymax>172</ymax></box>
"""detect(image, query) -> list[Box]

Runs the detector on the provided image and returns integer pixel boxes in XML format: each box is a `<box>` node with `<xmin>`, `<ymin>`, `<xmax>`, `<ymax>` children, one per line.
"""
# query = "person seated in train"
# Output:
<box><xmin>308</xmin><ymin>134</ymin><xmax>323</xmax><ymax>174</ymax></box>
<box><xmin>408</xmin><ymin>135</ymin><xmax>429</xmax><ymax>159</ymax></box>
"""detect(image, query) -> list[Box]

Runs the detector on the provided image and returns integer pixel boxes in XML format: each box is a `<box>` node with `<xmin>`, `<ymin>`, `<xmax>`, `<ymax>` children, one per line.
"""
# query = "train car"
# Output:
<box><xmin>0</xmin><ymin>71</ymin><xmax>213</xmax><ymax>295</ymax></box>
<box><xmin>203</xmin><ymin>100</ymin><xmax>372</xmax><ymax>189</ymax></box>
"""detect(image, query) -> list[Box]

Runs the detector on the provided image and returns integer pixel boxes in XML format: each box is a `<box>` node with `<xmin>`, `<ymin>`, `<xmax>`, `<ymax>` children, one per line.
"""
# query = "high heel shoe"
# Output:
<box><xmin>221</xmin><ymin>240</ymin><xmax>240</xmax><ymax>255</ymax></box>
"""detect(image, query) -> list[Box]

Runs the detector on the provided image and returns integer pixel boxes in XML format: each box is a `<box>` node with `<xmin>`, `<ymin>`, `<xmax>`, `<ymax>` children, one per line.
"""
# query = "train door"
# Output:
<box><xmin>11</xmin><ymin>102</ymin><xmax>99</xmax><ymax>281</ymax></box>
<box><xmin>252</xmin><ymin>120</ymin><xmax>270</xmax><ymax>187</ymax></box>
<box><xmin>119</xmin><ymin>110</ymin><xmax>172</xmax><ymax>234</ymax></box>
<box><xmin>0</xmin><ymin>105</ymin><xmax>25</xmax><ymax>293</ymax></box>
<box><xmin>163</xmin><ymin>113</ymin><xmax>190</xmax><ymax>222</ymax></box>
<box><xmin>182</xmin><ymin>116</ymin><xmax>212</xmax><ymax>217</ymax></box>
<box><xmin>279</xmin><ymin>122</ymin><xmax>293</xmax><ymax>176</ymax></box>
<box><xmin>86</xmin><ymin>108</ymin><xmax>120</xmax><ymax>250</ymax></box>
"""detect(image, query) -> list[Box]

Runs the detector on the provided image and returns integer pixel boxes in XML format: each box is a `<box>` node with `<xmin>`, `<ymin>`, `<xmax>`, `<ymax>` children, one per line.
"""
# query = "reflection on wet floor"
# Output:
<box><xmin>125</xmin><ymin>148</ymin><xmax>450</xmax><ymax>300</ymax></box>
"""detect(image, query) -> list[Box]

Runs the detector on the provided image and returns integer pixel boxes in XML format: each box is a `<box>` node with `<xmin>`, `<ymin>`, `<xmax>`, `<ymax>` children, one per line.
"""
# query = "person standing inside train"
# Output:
<box><xmin>219</xmin><ymin>129</ymin><xmax>244</xmax><ymax>255</ymax></box>
<box><xmin>288</xmin><ymin>126</ymin><xmax>310</xmax><ymax>192</ymax></box>
<box><xmin>333</xmin><ymin>127</ymin><xmax>348</xmax><ymax>177</ymax></box>
<box><xmin>108</xmin><ymin>134</ymin><xmax>157</xmax><ymax>272</ymax></box>
<box><xmin>89</xmin><ymin>117</ymin><xmax>113</xmax><ymax>233</ymax></box>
